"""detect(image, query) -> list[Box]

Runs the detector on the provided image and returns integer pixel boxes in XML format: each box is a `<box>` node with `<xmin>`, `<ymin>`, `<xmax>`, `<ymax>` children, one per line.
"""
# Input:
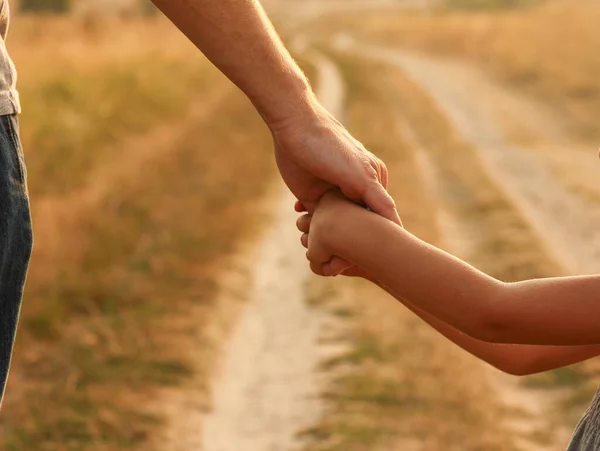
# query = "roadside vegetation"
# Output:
<box><xmin>1</xmin><ymin>16</ymin><xmax>276</xmax><ymax>451</ymax></box>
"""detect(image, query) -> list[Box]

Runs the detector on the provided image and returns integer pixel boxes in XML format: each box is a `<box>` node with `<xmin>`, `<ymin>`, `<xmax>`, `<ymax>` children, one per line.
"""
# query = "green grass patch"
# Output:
<box><xmin>524</xmin><ymin>367</ymin><xmax>589</xmax><ymax>389</ymax></box>
<box><xmin>321</xmin><ymin>335</ymin><xmax>385</xmax><ymax>370</ymax></box>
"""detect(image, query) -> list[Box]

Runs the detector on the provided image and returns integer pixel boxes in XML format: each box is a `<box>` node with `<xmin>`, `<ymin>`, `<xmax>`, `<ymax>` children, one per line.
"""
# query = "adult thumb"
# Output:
<box><xmin>363</xmin><ymin>183</ymin><xmax>402</xmax><ymax>227</ymax></box>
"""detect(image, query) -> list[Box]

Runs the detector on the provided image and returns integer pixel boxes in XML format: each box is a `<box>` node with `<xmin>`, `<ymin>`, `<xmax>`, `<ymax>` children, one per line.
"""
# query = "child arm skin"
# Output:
<box><xmin>300</xmin><ymin>224</ymin><xmax>600</xmax><ymax>376</ymax></box>
<box><xmin>297</xmin><ymin>192</ymin><xmax>600</xmax><ymax>373</ymax></box>
<box><xmin>378</xmin><ymin>287</ymin><xmax>600</xmax><ymax>375</ymax></box>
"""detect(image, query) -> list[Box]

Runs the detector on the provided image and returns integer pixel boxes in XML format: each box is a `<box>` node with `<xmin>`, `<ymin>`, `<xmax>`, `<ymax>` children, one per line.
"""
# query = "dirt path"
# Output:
<box><xmin>198</xmin><ymin>53</ymin><xmax>346</xmax><ymax>451</ymax></box>
<box><xmin>200</xmin><ymin>188</ymin><xmax>322</xmax><ymax>451</ymax></box>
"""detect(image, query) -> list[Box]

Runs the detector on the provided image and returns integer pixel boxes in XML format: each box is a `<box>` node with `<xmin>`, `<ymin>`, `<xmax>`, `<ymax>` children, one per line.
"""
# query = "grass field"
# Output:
<box><xmin>3</xmin><ymin>2</ymin><xmax>600</xmax><ymax>450</ymax></box>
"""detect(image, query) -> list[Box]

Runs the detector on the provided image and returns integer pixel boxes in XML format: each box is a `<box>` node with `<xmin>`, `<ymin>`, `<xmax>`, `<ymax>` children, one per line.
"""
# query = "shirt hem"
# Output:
<box><xmin>0</xmin><ymin>89</ymin><xmax>20</xmax><ymax>115</ymax></box>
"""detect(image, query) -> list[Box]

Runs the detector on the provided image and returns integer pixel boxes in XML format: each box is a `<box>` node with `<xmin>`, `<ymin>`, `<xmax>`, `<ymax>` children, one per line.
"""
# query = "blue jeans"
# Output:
<box><xmin>566</xmin><ymin>387</ymin><xmax>600</xmax><ymax>451</ymax></box>
<box><xmin>0</xmin><ymin>114</ymin><xmax>32</xmax><ymax>407</ymax></box>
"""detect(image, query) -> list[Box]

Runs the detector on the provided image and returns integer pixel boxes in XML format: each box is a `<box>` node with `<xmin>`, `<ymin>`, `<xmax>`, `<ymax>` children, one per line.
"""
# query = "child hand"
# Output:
<box><xmin>296</xmin><ymin>191</ymin><xmax>373</xmax><ymax>279</ymax></box>
<box><xmin>295</xmin><ymin>197</ymin><xmax>353</xmax><ymax>277</ymax></box>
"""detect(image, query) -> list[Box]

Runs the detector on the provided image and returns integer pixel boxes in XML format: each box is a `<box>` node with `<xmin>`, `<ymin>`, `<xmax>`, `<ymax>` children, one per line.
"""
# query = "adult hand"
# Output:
<box><xmin>151</xmin><ymin>0</ymin><xmax>397</xmax><ymax>275</ymax></box>
<box><xmin>270</xmin><ymin>97</ymin><xmax>401</xmax><ymax>275</ymax></box>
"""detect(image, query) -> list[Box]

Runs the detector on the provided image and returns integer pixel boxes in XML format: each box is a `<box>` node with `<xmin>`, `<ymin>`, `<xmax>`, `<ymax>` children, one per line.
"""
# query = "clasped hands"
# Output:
<box><xmin>269</xmin><ymin>98</ymin><xmax>400</xmax><ymax>277</ymax></box>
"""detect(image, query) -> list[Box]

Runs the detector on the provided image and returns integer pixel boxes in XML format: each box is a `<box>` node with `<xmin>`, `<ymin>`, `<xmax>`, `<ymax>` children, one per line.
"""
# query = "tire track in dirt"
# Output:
<box><xmin>198</xmin><ymin>52</ymin><xmax>346</xmax><ymax>451</ymax></box>
<box><xmin>358</xmin><ymin>45</ymin><xmax>600</xmax><ymax>277</ymax></box>
<box><xmin>399</xmin><ymin>116</ymin><xmax>565</xmax><ymax>451</ymax></box>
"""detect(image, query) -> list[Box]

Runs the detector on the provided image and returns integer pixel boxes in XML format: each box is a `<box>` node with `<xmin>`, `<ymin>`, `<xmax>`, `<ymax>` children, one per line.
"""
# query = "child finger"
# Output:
<box><xmin>310</xmin><ymin>261</ymin><xmax>326</xmax><ymax>277</ymax></box>
<box><xmin>296</xmin><ymin>214</ymin><xmax>312</xmax><ymax>233</ymax></box>
<box><xmin>301</xmin><ymin>233</ymin><xmax>309</xmax><ymax>248</ymax></box>
<box><xmin>323</xmin><ymin>257</ymin><xmax>353</xmax><ymax>277</ymax></box>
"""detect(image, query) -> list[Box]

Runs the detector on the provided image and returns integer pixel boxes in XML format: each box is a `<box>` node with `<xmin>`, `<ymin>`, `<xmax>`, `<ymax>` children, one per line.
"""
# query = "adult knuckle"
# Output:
<box><xmin>384</xmin><ymin>192</ymin><xmax>396</xmax><ymax>208</ymax></box>
<box><xmin>380</xmin><ymin>160</ymin><xmax>389</xmax><ymax>175</ymax></box>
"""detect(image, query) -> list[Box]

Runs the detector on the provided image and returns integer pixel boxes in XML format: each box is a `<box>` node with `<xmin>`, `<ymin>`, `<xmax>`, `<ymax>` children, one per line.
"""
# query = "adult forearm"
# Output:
<box><xmin>151</xmin><ymin>0</ymin><xmax>315</xmax><ymax>127</ymax></box>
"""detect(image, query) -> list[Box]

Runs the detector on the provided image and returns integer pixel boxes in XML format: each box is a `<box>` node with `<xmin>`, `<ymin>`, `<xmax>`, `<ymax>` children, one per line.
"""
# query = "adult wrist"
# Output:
<box><xmin>261</xmin><ymin>79</ymin><xmax>322</xmax><ymax>134</ymax></box>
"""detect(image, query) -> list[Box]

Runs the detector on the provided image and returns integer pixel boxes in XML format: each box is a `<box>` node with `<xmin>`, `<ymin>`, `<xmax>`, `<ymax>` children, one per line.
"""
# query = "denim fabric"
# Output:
<box><xmin>566</xmin><ymin>387</ymin><xmax>600</xmax><ymax>450</ymax></box>
<box><xmin>0</xmin><ymin>114</ymin><xmax>32</xmax><ymax>407</ymax></box>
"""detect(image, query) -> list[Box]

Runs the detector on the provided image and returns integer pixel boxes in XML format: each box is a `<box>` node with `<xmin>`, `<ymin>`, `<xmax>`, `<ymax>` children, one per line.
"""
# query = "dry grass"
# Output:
<box><xmin>10</xmin><ymin>16</ymin><xmax>196</xmax><ymax>76</ymax></box>
<box><xmin>12</xmin><ymin>16</ymin><xmax>215</xmax><ymax>196</ymax></box>
<box><xmin>1</xmin><ymin>17</ymin><xmax>276</xmax><ymax>451</ymax></box>
<box><xmin>308</xmin><ymin>0</ymin><xmax>600</xmax><ymax>140</ymax></box>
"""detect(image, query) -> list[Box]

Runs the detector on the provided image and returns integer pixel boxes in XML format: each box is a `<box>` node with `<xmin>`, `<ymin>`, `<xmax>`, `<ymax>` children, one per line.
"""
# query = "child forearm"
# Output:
<box><xmin>377</xmin><ymin>280</ymin><xmax>600</xmax><ymax>375</ymax></box>
<box><xmin>329</xmin><ymin>206</ymin><xmax>503</xmax><ymax>340</ymax></box>
<box><xmin>326</xmin><ymin>202</ymin><xmax>600</xmax><ymax>345</ymax></box>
